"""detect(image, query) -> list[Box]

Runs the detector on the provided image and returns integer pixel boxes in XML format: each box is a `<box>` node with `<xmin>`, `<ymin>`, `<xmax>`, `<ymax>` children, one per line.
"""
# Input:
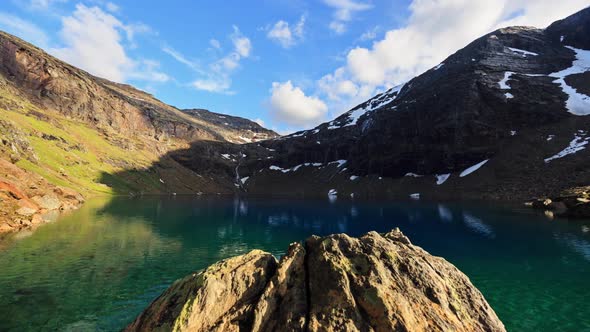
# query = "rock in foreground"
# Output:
<box><xmin>126</xmin><ymin>229</ymin><xmax>505</xmax><ymax>332</ymax></box>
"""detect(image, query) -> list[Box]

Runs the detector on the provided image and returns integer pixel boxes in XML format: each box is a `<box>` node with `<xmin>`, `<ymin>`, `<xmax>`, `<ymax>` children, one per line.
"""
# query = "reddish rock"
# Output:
<box><xmin>0</xmin><ymin>181</ymin><xmax>26</xmax><ymax>200</ymax></box>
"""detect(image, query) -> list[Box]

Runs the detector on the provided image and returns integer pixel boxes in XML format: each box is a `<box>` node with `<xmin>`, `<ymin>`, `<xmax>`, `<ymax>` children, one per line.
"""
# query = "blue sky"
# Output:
<box><xmin>0</xmin><ymin>0</ymin><xmax>588</xmax><ymax>133</ymax></box>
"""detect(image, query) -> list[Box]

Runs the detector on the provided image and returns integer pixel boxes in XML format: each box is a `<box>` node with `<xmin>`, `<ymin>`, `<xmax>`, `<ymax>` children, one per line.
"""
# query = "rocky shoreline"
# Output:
<box><xmin>527</xmin><ymin>188</ymin><xmax>590</xmax><ymax>219</ymax></box>
<box><xmin>126</xmin><ymin>229</ymin><xmax>505</xmax><ymax>332</ymax></box>
<box><xmin>0</xmin><ymin>159</ymin><xmax>84</xmax><ymax>235</ymax></box>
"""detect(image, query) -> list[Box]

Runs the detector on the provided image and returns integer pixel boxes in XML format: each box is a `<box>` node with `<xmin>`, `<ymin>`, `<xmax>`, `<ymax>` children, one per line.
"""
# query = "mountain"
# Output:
<box><xmin>0</xmin><ymin>30</ymin><xmax>277</xmax><ymax>233</ymax></box>
<box><xmin>182</xmin><ymin>108</ymin><xmax>279</xmax><ymax>143</ymax></box>
<box><xmin>2</xmin><ymin>7</ymin><xmax>590</xmax><ymax>234</ymax></box>
<box><xmin>223</xmin><ymin>6</ymin><xmax>590</xmax><ymax>201</ymax></box>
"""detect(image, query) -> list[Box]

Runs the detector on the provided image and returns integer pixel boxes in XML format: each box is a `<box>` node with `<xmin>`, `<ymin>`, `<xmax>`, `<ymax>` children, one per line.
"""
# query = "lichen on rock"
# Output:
<box><xmin>126</xmin><ymin>229</ymin><xmax>505</xmax><ymax>332</ymax></box>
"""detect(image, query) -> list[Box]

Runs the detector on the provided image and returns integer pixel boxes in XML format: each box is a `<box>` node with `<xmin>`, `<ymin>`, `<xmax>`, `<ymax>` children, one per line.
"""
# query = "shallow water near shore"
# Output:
<box><xmin>0</xmin><ymin>196</ymin><xmax>589</xmax><ymax>331</ymax></box>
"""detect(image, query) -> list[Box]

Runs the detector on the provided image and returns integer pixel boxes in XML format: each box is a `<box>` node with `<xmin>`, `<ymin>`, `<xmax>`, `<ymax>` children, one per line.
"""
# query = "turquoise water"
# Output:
<box><xmin>0</xmin><ymin>196</ymin><xmax>589</xmax><ymax>331</ymax></box>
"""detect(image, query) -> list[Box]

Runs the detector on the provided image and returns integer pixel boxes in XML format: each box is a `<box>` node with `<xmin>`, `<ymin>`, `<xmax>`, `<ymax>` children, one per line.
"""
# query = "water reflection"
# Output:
<box><xmin>0</xmin><ymin>196</ymin><xmax>589</xmax><ymax>332</ymax></box>
<box><xmin>438</xmin><ymin>204</ymin><xmax>453</xmax><ymax>222</ymax></box>
<box><xmin>462</xmin><ymin>212</ymin><xmax>495</xmax><ymax>238</ymax></box>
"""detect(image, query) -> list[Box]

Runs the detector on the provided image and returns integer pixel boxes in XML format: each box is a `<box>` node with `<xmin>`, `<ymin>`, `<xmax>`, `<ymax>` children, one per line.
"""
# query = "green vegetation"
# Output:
<box><xmin>0</xmin><ymin>89</ymin><xmax>164</xmax><ymax>196</ymax></box>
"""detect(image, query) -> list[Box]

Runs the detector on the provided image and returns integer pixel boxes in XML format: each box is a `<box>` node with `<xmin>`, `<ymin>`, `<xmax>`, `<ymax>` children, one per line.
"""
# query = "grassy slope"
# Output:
<box><xmin>0</xmin><ymin>86</ymin><xmax>177</xmax><ymax>197</ymax></box>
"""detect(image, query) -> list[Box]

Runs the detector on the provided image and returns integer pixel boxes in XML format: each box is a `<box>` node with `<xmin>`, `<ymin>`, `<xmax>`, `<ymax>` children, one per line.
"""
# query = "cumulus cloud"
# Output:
<box><xmin>316</xmin><ymin>0</ymin><xmax>590</xmax><ymax>117</ymax></box>
<box><xmin>50</xmin><ymin>4</ymin><xmax>167</xmax><ymax>83</ymax></box>
<box><xmin>267</xmin><ymin>16</ymin><xmax>305</xmax><ymax>48</ymax></box>
<box><xmin>231</xmin><ymin>26</ymin><xmax>251</xmax><ymax>57</ymax></box>
<box><xmin>268</xmin><ymin>81</ymin><xmax>328</xmax><ymax>127</ymax></box>
<box><xmin>0</xmin><ymin>12</ymin><xmax>49</xmax><ymax>48</ymax></box>
<box><xmin>323</xmin><ymin>0</ymin><xmax>372</xmax><ymax>34</ymax></box>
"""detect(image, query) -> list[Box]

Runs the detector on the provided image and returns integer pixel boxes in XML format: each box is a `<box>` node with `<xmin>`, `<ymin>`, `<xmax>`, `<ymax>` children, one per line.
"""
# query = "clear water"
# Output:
<box><xmin>0</xmin><ymin>196</ymin><xmax>589</xmax><ymax>332</ymax></box>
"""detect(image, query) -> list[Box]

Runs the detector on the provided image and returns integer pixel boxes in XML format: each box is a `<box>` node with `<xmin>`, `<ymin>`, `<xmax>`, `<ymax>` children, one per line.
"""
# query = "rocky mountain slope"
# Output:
<box><xmin>182</xmin><ymin>108</ymin><xmax>279</xmax><ymax>143</ymax></box>
<box><xmin>208</xmin><ymin>6</ymin><xmax>590</xmax><ymax>201</ymax></box>
<box><xmin>126</xmin><ymin>229</ymin><xmax>505</xmax><ymax>332</ymax></box>
<box><xmin>0</xmin><ymin>30</ymin><xmax>277</xmax><ymax>233</ymax></box>
<box><xmin>2</xmin><ymin>7</ymin><xmax>590</xmax><ymax>233</ymax></box>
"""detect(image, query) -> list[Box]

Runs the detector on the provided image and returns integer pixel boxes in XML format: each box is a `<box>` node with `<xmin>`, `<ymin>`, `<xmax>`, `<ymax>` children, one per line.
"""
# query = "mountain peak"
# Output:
<box><xmin>546</xmin><ymin>6</ymin><xmax>590</xmax><ymax>49</ymax></box>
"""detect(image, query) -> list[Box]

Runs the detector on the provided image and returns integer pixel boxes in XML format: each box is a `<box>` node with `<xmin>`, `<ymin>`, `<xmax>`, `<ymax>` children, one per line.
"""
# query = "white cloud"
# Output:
<box><xmin>165</xmin><ymin>26</ymin><xmax>252</xmax><ymax>94</ymax></box>
<box><xmin>323</xmin><ymin>0</ymin><xmax>372</xmax><ymax>34</ymax></box>
<box><xmin>105</xmin><ymin>2</ymin><xmax>119</xmax><ymax>13</ymax></box>
<box><xmin>209</xmin><ymin>38</ymin><xmax>221</xmax><ymax>50</ymax></box>
<box><xmin>268</xmin><ymin>81</ymin><xmax>328</xmax><ymax>127</ymax></box>
<box><xmin>329</xmin><ymin>21</ymin><xmax>346</xmax><ymax>34</ymax></box>
<box><xmin>50</xmin><ymin>4</ymin><xmax>131</xmax><ymax>82</ymax></box>
<box><xmin>359</xmin><ymin>26</ymin><xmax>379</xmax><ymax>41</ymax></box>
<box><xmin>129</xmin><ymin>60</ymin><xmax>170</xmax><ymax>82</ymax></box>
<box><xmin>162</xmin><ymin>46</ymin><xmax>202</xmax><ymax>72</ymax></box>
<box><xmin>49</xmin><ymin>4</ymin><xmax>166</xmax><ymax>84</ymax></box>
<box><xmin>267</xmin><ymin>16</ymin><xmax>305</xmax><ymax>48</ymax></box>
<box><xmin>231</xmin><ymin>25</ymin><xmax>251</xmax><ymax>57</ymax></box>
<box><xmin>315</xmin><ymin>0</ymin><xmax>590</xmax><ymax>121</ymax></box>
<box><xmin>192</xmin><ymin>79</ymin><xmax>232</xmax><ymax>94</ymax></box>
<box><xmin>192</xmin><ymin>27</ymin><xmax>251</xmax><ymax>94</ymax></box>
<box><xmin>0</xmin><ymin>13</ymin><xmax>49</xmax><ymax>48</ymax></box>
<box><xmin>26</xmin><ymin>0</ymin><xmax>68</xmax><ymax>10</ymax></box>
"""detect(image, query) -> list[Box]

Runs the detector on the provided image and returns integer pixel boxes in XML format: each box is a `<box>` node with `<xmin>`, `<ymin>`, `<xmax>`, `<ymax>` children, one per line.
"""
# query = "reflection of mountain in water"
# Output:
<box><xmin>3</xmin><ymin>196</ymin><xmax>588</xmax><ymax>331</ymax></box>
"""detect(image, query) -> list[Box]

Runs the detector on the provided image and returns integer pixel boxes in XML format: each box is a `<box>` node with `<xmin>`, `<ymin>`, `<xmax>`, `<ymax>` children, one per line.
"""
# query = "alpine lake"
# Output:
<box><xmin>0</xmin><ymin>196</ymin><xmax>589</xmax><ymax>332</ymax></box>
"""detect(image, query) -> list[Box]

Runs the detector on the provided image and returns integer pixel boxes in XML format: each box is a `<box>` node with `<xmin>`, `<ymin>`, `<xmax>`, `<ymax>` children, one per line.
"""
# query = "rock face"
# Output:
<box><xmin>126</xmin><ymin>229</ymin><xmax>505</xmax><ymax>332</ymax></box>
<box><xmin>0</xmin><ymin>31</ymin><xmax>277</xmax><ymax>145</ymax></box>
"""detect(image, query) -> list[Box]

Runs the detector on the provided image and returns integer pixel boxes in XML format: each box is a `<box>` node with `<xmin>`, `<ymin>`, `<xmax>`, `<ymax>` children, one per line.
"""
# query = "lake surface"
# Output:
<box><xmin>0</xmin><ymin>196</ymin><xmax>589</xmax><ymax>332</ymax></box>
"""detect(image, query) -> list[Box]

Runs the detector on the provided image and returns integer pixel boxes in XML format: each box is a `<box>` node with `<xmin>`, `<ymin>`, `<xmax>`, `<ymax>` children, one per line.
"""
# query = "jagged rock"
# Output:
<box><xmin>126</xmin><ymin>229</ymin><xmax>505</xmax><ymax>332</ymax></box>
<box><xmin>125</xmin><ymin>250</ymin><xmax>278</xmax><ymax>332</ymax></box>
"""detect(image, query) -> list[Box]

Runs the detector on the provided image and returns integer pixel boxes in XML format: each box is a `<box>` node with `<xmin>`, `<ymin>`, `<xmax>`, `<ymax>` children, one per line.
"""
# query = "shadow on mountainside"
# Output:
<box><xmin>101</xmin><ymin>114</ymin><xmax>590</xmax><ymax>202</ymax></box>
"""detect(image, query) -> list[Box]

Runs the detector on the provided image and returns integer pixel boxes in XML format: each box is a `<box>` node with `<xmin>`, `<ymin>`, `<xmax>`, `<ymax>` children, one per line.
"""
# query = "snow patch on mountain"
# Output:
<box><xmin>498</xmin><ymin>72</ymin><xmax>515</xmax><ymax>89</ymax></box>
<box><xmin>405</xmin><ymin>172</ymin><xmax>423</xmax><ymax>178</ymax></box>
<box><xmin>436</xmin><ymin>173</ymin><xmax>451</xmax><ymax>185</ymax></box>
<box><xmin>328</xmin><ymin>83</ymin><xmax>405</xmax><ymax>130</ymax></box>
<box><xmin>328</xmin><ymin>160</ymin><xmax>348</xmax><ymax>168</ymax></box>
<box><xmin>549</xmin><ymin>46</ymin><xmax>590</xmax><ymax>116</ymax></box>
<box><xmin>507</xmin><ymin>47</ymin><xmax>538</xmax><ymax>57</ymax></box>
<box><xmin>545</xmin><ymin>132</ymin><xmax>589</xmax><ymax>163</ymax></box>
<box><xmin>460</xmin><ymin>160</ymin><xmax>490</xmax><ymax>177</ymax></box>
<box><xmin>269</xmin><ymin>162</ymin><xmax>323</xmax><ymax>173</ymax></box>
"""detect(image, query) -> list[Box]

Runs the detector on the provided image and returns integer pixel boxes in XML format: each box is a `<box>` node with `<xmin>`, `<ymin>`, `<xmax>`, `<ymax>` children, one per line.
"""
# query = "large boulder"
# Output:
<box><xmin>126</xmin><ymin>229</ymin><xmax>505</xmax><ymax>332</ymax></box>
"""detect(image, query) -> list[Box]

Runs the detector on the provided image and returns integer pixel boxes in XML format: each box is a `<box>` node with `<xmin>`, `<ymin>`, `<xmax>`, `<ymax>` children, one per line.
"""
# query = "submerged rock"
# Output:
<box><xmin>126</xmin><ymin>229</ymin><xmax>505</xmax><ymax>332</ymax></box>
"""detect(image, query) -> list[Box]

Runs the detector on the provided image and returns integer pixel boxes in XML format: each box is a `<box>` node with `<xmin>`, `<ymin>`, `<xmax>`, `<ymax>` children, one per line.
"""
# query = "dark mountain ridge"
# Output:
<box><xmin>210</xmin><ymin>6</ymin><xmax>590</xmax><ymax>201</ymax></box>
<box><xmin>182</xmin><ymin>108</ymin><xmax>279</xmax><ymax>143</ymax></box>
